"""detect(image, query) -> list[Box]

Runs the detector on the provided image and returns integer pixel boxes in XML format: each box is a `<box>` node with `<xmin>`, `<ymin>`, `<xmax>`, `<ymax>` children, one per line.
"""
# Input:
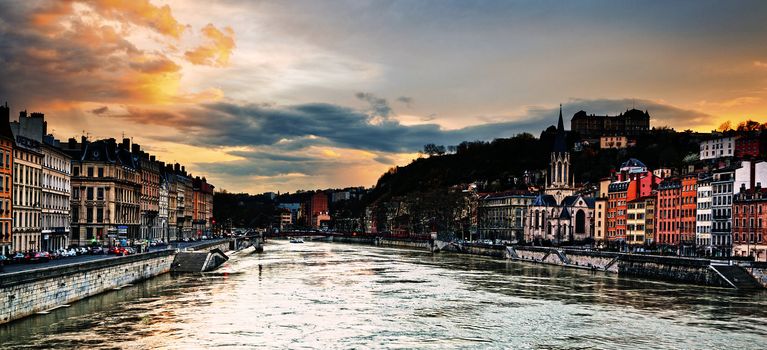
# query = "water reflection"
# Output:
<box><xmin>1</xmin><ymin>241</ymin><xmax>766</xmax><ymax>349</ymax></box>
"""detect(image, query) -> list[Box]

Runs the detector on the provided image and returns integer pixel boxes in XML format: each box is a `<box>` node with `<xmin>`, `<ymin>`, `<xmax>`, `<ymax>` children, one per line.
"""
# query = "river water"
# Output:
<box><xmin>2</xmin><ymin>241</ymin><xmax>766</xmax><ymax>349</ymax></box>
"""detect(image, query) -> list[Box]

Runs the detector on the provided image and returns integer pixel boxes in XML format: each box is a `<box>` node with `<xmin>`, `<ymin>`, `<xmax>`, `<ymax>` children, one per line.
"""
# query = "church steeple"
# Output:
<box><xmin>552</xmin><ymin>104</ymin><xmax>567</xmax><ymax>153</ymax></box>
<box><xmin>546</xmin><ymin>104</ymin><xmax>575</xmax><ymax>204</ymax></box>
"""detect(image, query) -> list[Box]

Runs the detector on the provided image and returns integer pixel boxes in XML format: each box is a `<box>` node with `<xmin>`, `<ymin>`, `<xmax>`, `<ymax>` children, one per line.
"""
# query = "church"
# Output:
<box><xmin>524</xmin><ymin>106</ymin><xmax>595</xmax><ymax>244</ymax></box>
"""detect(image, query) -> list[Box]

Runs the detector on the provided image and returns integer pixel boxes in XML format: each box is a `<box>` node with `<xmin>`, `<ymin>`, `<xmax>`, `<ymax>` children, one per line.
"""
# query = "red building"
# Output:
<box><xmin>735</xmin><ymin>136</ymin><xmax>762</xmax><ymax>159</ymax></box>
<box><xmin>606</xmin><ymin>159</ymin><xmax>659</xmax><ymax>244</ymax></box>
<box><xmin>655</xmin><ymin>175</ymin><xmax>697</xmax><ymax>250</ymax></box>
<box><xmin>733</xmin><ymin>185</ymin><xmax>767</xmax><ymax>261</ymax></box>
<box><xmin>303</xmin><ymin>192</ymin><xmax>329</xmax><ymax>229</ymax></box>
<box><xmin>656</xmin><ymin>179</ymin><xmax>681</xmax><ymax>246</ymax></box>
<box><xmin>680</xmin><ymin>174</ymin><xmax>697</xmax><ymax>246</ymax></box>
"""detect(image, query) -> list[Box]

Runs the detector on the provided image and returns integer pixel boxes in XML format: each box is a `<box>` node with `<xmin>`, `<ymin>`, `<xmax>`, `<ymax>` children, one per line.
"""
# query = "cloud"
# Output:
<box><xmin>355</xmin><ymin>92</ymin><xmax>393</xmax><ymax>120</ymax></box>
<box><xmin>87</xmin><ymin>0</ymin><xmax>186</xmax><ymax>39</ymax></box>
<box><xmin>0</xmin><ymin>1</ymin><xmax>231</xmax><ymax>108</ymax></box>
<box><xmin>184</xmin><ymin>24</ymin><xmax>236</xmax><ymax>67</ymax></box>
<box><xmin>90</xmin><ymin>106</ymin><xmax>109</xmax><ymax>115</ymax></box>
<box><xmin>755</xmin><ymin>61</ymin><xmax>767</xmax><ymax>68</ymax></box>
<box><xmin>397</xmin><ymin>96</ymin><xmax>414</xmax><ymax>107</ymax></box>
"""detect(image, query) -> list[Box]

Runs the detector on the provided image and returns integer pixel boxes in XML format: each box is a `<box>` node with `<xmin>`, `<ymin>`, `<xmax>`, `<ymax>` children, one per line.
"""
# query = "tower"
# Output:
<box><xmin>545</xmin><ymin>104</ymin><xmax>575</xmax><ymax>204</ymax></box>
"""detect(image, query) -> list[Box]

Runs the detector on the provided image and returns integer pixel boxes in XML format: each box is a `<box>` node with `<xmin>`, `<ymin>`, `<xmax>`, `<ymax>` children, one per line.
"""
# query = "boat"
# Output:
<box><xmin>289</xmin><ymin>238</ymin><xmax>304</xmax><ymax>243</ymax></box>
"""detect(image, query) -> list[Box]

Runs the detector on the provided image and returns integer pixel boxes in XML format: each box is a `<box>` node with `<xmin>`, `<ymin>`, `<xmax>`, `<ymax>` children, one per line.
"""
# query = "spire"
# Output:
<box><xmin>552</xmin><ymin>104</ymin><xmax>567</xmax><ymax>153</ymax></box>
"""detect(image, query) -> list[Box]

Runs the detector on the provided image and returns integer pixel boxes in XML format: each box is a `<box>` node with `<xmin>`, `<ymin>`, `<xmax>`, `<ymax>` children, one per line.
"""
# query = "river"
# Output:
<box><xmin>1</xmin><ymin>241</ymin><xmax>766</xmax><ymax>349</ymax></box>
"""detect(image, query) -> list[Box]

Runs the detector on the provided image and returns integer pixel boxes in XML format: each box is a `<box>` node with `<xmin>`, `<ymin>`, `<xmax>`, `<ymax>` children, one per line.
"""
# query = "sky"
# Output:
<box><xmin>1</xmin><ymin>0</ymin><xmax>766</xmax><ymax>194</ymax></box>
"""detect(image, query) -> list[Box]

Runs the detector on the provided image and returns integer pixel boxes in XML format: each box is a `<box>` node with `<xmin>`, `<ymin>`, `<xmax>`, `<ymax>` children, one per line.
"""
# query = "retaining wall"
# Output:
<box><xmin>0</xmin><ymin>249</ymin><xmax>175</xmax><ymax>324</ymax></box>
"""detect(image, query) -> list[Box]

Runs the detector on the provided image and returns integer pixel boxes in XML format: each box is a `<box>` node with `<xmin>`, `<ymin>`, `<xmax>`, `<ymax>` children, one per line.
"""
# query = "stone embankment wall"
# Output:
<box><xmin>0</xmin><ymin>250</ymin><xmax>174</xmax><ymax>324</ymax></box>
<box><xmin>617</xmin><ymin>254</ymin><xmax>730</xmax><ymax>287</ymax></box>
<box><xmin>376</xmin><ymin>237</ymin><xmax>432</xmax><ymax>250</ymax></box>
<box><xmin>508</xmin><ymin>246</ymin><xmax>738</xmax><ymax>287</ymax></box>
<box><xmin>739</xmin><ymin>262</ymin><xmax>767</xmax><ymax>288</ymax></box>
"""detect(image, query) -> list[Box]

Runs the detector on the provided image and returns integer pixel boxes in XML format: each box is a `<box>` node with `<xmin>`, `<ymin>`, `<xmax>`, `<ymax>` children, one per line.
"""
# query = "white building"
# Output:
<box><xmin>734</xmin><ymin>160</ymin><xmax>767</xmax><ymax>194</ymax></box>
<box><xmin>41</xmin><ymin>135</ymin><xmax>71</xmax><ymax>252</ymax></box>
<box><xmin>696</xmin><ymin>174</ymin><xmax>712</xmax><ymax>251</ymax></box>
<box><xmin>10</xmin><ymin>112</ymin><xmax>44</xmax><ymax>252</ymax></box>
<box><xmin>158</xmin><ymin>178</ymin><xmax>169</xmax><ymax>242</ymax></box>
<box><xmin>700</xmin><ymin>136</ymin><xmax>737</xmax><ymax>160</ymax></box>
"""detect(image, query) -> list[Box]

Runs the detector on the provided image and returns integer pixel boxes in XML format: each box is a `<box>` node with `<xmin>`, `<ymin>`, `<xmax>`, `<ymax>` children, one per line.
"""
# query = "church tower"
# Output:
<box><xmin>545</xmin><ymin>104</ymin><xmax>575</xmax><ymax>204</ymax></box>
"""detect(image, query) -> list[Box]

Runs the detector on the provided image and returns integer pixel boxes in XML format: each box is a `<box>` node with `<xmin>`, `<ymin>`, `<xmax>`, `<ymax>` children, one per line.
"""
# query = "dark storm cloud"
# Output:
<box><xmin>90</xmin><ymin>106</ymin><xmax>109</xmax><ymax>115</ymax></box>
<box><xmin>121</xmin><ymin>101</ymin><xmax>552</xmax><ymax>153</ymax></box>
<box><xmin>119</xmin><ymin>97</ymin><xmax>711</xmax><ymax>158</ymax></box>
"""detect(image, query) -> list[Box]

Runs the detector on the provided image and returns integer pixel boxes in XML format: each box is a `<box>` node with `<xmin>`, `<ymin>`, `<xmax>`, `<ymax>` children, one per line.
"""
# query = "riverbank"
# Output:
<box><xmin>311</xmin><ymin>235</ymin><xmax>766</xmax><ymax>290</ymax></box>
<box><xmin>0</xmin><ymin>238</ymin><xmax>245</xmax><ymax>325</ymax></box>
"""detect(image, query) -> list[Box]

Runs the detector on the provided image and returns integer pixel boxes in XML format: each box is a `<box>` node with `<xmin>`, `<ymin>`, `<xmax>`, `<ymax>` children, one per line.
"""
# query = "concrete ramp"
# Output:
<box><xmin>710</xmin><ymin>265</ymin><xmax>763</xmax><ymax>290</ymax></box>
<box><xmin>172</xmin><ymin>249</ymin><xmax>229</xmax><ymax>273</ymax></box>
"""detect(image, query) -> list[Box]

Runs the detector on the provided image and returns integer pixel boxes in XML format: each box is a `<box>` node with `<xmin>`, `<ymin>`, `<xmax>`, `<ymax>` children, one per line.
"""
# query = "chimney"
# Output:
<box><xmin>19</xmin><ymin>110</ymin><xmax>27</xmax><ymax>119</ymax></box>
<box><xmin>174</xmin><ymin>163</ymin><xmax>180</xmax><ymax>172</ymax></box>
<box><xmin>68</xmin><ymin>138</ymin><xmax>76</xmax><ymax>150</ymax></box>
<box><xmin>106</xmin><ymin>138</ymin><xmax>117</xmax><ymax>155</ymax></box>
<box><xmin>150</xmin><ymin>155</ymin><xmax>156</xmax><ymax>162</ymax></box>
<box><xmin>131</xmin><ymin>143</ymin><xmax>140</xmax><ymax>154</ymax></box>
<box><xmin>0</xmin><ymin>102</ymin><xmax>8</xmax><ymax>122</ymax></box>
<box><xmin>122</xmin><ymin>138</ymin><xmax>130</xmax><ymax>150</ymax></box>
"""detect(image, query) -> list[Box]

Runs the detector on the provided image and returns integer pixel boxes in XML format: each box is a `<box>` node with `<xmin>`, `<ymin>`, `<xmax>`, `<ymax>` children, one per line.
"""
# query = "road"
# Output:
<box><xmin>0</xmin><ymin>239</ymin><xmax>230</xmax><ymax>275</ymax></box>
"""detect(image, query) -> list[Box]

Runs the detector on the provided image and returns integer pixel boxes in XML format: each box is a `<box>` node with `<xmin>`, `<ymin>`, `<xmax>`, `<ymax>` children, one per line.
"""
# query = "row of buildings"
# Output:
<box><xmin>474</xmin><ymin>107</ymin><xmax>767</xmax><ymax>260</ymax></box>
<box><xmin>0</xmin><ymin>103</ymin><xmax>215</xmax><ymax>255</ymax></box>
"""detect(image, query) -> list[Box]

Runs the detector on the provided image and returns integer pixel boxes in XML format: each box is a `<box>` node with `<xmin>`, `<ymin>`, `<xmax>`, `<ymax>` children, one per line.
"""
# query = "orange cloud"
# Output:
<box><xmin>88</xmin><ymin>0</ymin><xmax>186</xmax><ymax>39</ymax></box>
<box><xmin>184</xmin><ymin>24</ymin><xmax>236</xmax><ymax>67</ymax></box>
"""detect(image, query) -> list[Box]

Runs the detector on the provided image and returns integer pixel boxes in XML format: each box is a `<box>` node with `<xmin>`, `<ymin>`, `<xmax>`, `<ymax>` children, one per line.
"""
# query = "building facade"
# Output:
<box><xmin>599</xmin><ymin>136</ymin><xmax>628</xmax><ymax>149</ymax></box>
<box><xmin>711</xmin><ymin>167</ymin><xmax>734</xmax><ymax>257</ymax></box>
<box><xmin>193</xmin><ymin>176</ymin><xmax>214</xmax><ymax>236</ymax></box>
<box><xmin>477</xmin><ymin>191</ymin><xmax>534</xmax><ymax>242</ymax></box>
<box><xmin>64</xmin><ymin>138</ymin><xmax>141</xmax><ymax>246</ymax></box>
<box><xmin>0</xmin><ymin>103</ymin><xmax>14</xmax><ymax>255</ymax></box>
<box><xmin>700</xmin><ymin>136</ymin><xmax>736</xmax><ymax>160</ymax></box>
<box><xmin>134</xmin><ymin>146</ymin><xmax>161</xmax><ymax>242</ymax></box>
<box><xmin>732</xmin><ymin>185</ymin><xmax>767</xmax><ymax>261</ymax></box>
<box><xmin>41</xmin><ymin>135</ymin><xmax>71</xmax><ymax>251</ymax></box>
<box><xmin>626</xmin><ymin>197</ymin><xmax>654</xmax><ymax>246</ymax></box>
<box><xmin>696</xmin><ymin>174</ymin><xmax>713</xmax><ymax>253</ymax></box>
<box><xmin>570</xmin><ymin>109</ymin><xmax>650</xmax><ymax>137</ymax></box>
<box><xmin>11</xmin><ymin>112</ymin><xmax>44</xmax><ymax>253</ymax></box>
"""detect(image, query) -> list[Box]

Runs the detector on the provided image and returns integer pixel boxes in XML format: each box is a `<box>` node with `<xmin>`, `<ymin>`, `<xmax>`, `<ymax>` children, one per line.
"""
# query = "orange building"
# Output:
<box><xmin>656</xmin><ymin>175</ymin><xmax>697</xmax><ymax>252</ymax></box>
<box><xmin>0</xmin><ymin>103</ymin><xmax>13</xmax><ymax>255</ymax></box>
<box><xmin>680</xmin><ymin>174</ymin><xmax>697</xmax><ymax>247</ymax></box>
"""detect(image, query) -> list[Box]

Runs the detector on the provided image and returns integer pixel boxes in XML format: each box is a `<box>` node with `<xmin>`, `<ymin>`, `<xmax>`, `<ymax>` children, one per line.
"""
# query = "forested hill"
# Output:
<box><xmin>366</xmin><ymin>128</ymin><xmax>710</xmax><ymax>203</ymax></box>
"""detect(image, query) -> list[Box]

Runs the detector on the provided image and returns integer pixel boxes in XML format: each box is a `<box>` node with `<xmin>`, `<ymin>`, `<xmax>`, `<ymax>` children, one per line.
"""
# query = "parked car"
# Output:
<box><xmin>125</xmin><ymin>247</ymin><xmax>136</xmax><ymax>255</ymax></box>
<box><xmin>0</xmin><ymin>254</ymin><xmax>9</xmax><ymax>265</ymax></box>
<box><xmin>12</xmin><ymin>252</ymin><xmax>28</xmax><ymax>263</ymax></box>
<box><xmin>30</xmin><ymin>251</ymin><xmax>50</xmax><ymax>263</ymax></box>
<box><xmin>90</xmin><ymin>246</ymin><xmax>106</xmax><ymax>255</ymax></box>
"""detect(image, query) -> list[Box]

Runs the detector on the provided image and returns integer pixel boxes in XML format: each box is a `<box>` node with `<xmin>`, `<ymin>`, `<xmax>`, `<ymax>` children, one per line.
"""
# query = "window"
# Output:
<box><xmin>73</xmin><ymin>188</ymin><xmax>80</xmax><ymax>199</ymax></box>
<box><xmin>86</xmin><ymin>187</ymin><xmax>93</xmax><ymax>200</ymax></box>
<box><xmin>86</xmin><ymin>208</ymin><xmax>93</xmax><ymax>223</ymax></box>
<box><xmin>87</xmin><ymin>167</ymin><xmax>94</xmax><ymax>177</ymax></box>
<box><xmin>73</xmin><ymin>166</ymin><xmax>79</xmax><ymax>177</ymax></box>
<box><xmin>97</xmin><ymin>208</ymin><xmax>104</xmax><ymax>223</ymax></box>
<box><xmin>86</xmin><ymin>227</ymin><xmax>93</xmax><ymax>239</ymax></box>
<box><xmin>97</xmin><ymin>188</ymin><xmax>104</xmax><ymax>200</ymax></box>
<box><xmin>98</xmin><ymin>167</ymin><xmax>104</xmax><ymax>177</ymax></box>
